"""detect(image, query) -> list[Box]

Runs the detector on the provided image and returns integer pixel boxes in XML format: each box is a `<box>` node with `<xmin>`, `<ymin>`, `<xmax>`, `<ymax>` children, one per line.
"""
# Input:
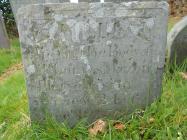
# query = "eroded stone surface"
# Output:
<box><xmin>17</xmin><ymin>1</ymin><xmax>168</xmax><ymax>126</ymax></box>
<box><xmin>167</xmin><ymin>16</ymin><xmax>187</xmax><ymax>65</ymax></box>
<box><xmin>10</xmin><ymin>0</ymin><xmax>168</xmax><ymax>20</ymax></box>
<box><xmin>10</xmin><ymin>0</ymin><xmax>69</xmax><ymax>20</ymax></box>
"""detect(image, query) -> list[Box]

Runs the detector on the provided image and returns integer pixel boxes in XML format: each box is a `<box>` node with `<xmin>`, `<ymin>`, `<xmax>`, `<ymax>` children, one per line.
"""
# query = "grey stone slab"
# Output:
<box><xmin>17</xmin><ymin>1</ymin><xmax>168</xmax><ymax>126</ymax></box>
<box><xmin>0</xmin><ymin>11</ymin><xmax>10</xmax><ymax>48</ymax></box>
<box><xmin>167</xmin><ymin>16</ymin><xmax>187</xmax><ymax>65</ymax></box>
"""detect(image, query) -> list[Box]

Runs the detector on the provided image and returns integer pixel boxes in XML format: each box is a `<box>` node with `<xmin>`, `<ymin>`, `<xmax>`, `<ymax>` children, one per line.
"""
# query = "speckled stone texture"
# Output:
<box><xmin>167</xmin><ymin>16</ymin><xmax>187</xmax><ymax>65</ymax></box>
<box><xmin>10</xmin><ymin>0</ymin><xmax>69</xmax><ymax>20</ymax></box>
<box><xmin>17</xmin><ymin>1</ymin><xmax>168</xmax><ymax>126</ymax></box>
<box><xmin>10</xmin><ymin>0</ymin><xmax>168</xmax><ymax>20</ymax></box>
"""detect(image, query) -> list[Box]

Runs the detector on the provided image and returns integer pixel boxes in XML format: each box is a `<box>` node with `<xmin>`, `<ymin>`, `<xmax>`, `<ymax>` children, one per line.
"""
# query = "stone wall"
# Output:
<box><xmin>169</xmin><ymin>0</ymin><xmax>187</xmax><ymax>16</ymax></box>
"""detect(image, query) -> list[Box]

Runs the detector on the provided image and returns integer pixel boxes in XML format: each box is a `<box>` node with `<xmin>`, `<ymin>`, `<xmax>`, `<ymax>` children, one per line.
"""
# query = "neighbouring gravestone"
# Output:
<box><xmin>12</xmin><ymin>1</ymin><xmax>168</xmax><ymax>126</ymax></box>
<box><xmin>167</xmin><ymin>16</ymin><xmax>187</xmax><ymax>65</ymax></box>
<box><xmin>0</xmin><ymin>11</ymin><xmax>10</xmax><ymax>48</ymax></box>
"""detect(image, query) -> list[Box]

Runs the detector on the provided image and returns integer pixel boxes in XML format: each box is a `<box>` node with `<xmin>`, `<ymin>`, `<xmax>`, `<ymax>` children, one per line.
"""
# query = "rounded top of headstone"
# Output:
<box><xmin>167</xmin><ymin>16</ymin><xmax>187</xmax><ymax>64</ymax></box>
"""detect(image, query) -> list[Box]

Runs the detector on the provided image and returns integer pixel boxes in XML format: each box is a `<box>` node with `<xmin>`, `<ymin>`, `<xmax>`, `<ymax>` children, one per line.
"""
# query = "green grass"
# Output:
<box><xmin>0</xmin><ymin>70</ymin><xmax>28</xmax><ymax>140</ymax></box>
<box><xmin>0</xmin><ymin>39</ymin><xmax>21</xmax><ymax>74</ymax></box>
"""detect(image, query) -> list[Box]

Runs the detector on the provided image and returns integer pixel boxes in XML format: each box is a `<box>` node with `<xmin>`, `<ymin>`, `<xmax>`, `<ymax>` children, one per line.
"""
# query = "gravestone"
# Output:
<box><xmin>167</xmin><ymin>16</ymin><xmax>187</xmax><ymax>65</ymax></box>
<box><xmin>14</xmin><ymin>1</ymin><xmax>168</xmax><ymax>126</ymax></box>
<box><xmin>0</xmin><ymin>11</ymin><xmax>10</xmax><ymax>48</ymax></box>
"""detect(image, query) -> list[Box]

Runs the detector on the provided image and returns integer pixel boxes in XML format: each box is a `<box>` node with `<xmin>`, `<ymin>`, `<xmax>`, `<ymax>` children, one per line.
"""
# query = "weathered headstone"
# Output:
<box><xmin>0</xmin><ymin>11</ymin><xmax>10</xmax><ymax>48</ymax></box>
<box><xmin>167</xmin><ymin>16</ymin><xmax>187</xmax><ymax>65</ymax></box>
<box><xmin>14</xmin><ymin>1</ymin><xmax>168</xmax><ymax>126</ymax></box>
